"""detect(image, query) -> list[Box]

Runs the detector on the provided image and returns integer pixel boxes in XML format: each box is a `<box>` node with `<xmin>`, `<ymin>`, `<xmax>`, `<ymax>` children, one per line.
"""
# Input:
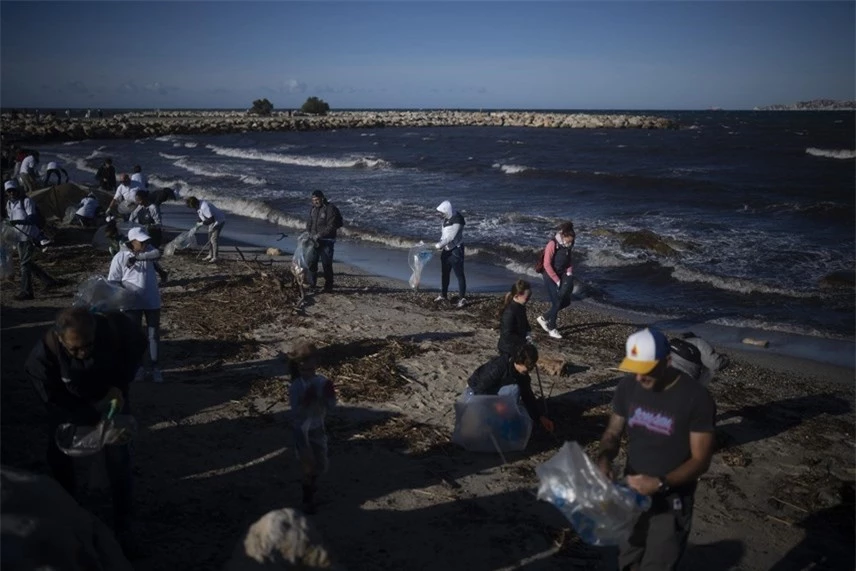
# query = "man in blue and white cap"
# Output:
<box><xmin>595</xmin><ymin>327</ymin><xmax>716</xmax><ymax>571</ymax></box>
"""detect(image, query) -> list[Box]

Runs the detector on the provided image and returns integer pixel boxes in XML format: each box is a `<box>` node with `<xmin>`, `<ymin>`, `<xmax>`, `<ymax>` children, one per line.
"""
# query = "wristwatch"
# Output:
<box><xmin>658</xmin><ymin>476</ymin><xmax>670</xmax><ymax>494</ymax></box>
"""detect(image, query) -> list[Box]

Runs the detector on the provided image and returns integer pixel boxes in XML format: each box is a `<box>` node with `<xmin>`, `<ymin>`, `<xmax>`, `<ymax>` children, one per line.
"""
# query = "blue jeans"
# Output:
<box><xmin>126</xmin><ymin>309</ymin><xmax>161</xmax><ymax>365</ymax></box>
<box><xmin>308</xmin><ymin>240</ymin><xmax>335</xmax><ymax>289</ymax></box>
<box><xmin>542</xmin><ymin>273</ymin><xmax>573</xmax><ymax>330</ymax></box>
<box><xmin>440</xmin><ymin>245</ymin><xmax>466</xmax><ymax>298</ymax></box>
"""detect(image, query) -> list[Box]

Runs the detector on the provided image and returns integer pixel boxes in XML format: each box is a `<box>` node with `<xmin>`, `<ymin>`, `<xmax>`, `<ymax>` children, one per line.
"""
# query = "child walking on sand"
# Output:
<box><xmin>288</xmin><ymin>342</ymin><xmax>336</xmax><ymax>514</ymax></box>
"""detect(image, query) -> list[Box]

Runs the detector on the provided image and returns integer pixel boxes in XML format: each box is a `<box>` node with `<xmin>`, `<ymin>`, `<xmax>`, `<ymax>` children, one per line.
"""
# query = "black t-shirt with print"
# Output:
<box><xmin>612</xmin><ymin>369</ymin><xmax>716</xmax><ymax>483</ymax></box>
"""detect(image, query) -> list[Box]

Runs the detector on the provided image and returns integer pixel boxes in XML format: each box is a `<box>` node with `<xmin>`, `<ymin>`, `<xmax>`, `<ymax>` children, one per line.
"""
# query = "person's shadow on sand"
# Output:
<box><xmin>716</xmin><ymin>393</ymin><xmax>851</xmax><ymax>448</ymax></box>
<box><xmin>768</xmin><ymin>482</ymin><xmax>855</xmax><ymax>571</ymax></box>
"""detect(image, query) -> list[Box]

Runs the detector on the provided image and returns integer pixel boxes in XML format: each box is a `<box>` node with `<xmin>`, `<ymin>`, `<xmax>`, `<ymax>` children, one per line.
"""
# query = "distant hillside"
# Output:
<box><xmin>755</xmin><ymin>99</ymin><xmax>856</xmax><ymax>111</ymax></box>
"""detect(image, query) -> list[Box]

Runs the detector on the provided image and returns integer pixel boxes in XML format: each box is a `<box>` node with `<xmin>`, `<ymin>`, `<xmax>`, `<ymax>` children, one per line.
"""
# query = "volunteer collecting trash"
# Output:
<box><xmin>288</xmin><ymin>342</ymin><xmax>336</xmax><ymax>514</ymax></box>
<box><xmin>24</xmin><ymin>307</ymin><xmax>146</xmax><ymax>558</ymax></box>
<box><xmin>535</xmin><ymin>221</ymin><xmax>576</xmax><ymax>339</ymax></box>
<box><xmin>108</xmin><ymin>227</ymin><xmax>164</xmax><ymax>383</ymax></box>
<box><xmin>596</xmin><ymin>327</ymin><xmax>716</xmax><ymax>570</ymax></box>
<box><xmin>497</xmin><ymin>279</ymin><xmax>534</xmax><ymax>357</ymax></box>
<box><xmin>4</xmin><ymin>179</ymin><xmax>59</xmax><ymax>300</ymax></box>
<box><xmin>466</xmin><ymin>344</ymin><xmax>554</xmax><ymax>434</ymax></box>
<box><xmin>186</xmin><ymin>196</ymin><xmax>226</xmax><ymax>263</ymax></box>
<box><xmin>433</xmin><ymin>199</ymin><xmax>467</xmax><ymax>307</ymax></box>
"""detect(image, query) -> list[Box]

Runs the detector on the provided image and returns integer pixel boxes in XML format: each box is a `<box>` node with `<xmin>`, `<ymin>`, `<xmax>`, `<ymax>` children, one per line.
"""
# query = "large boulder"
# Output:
<box><xmin>0</xmin><ymin>466</ymin><xmax>133</xmax><ymax>571</ymax></box>
<box><xmin>225</xmin><ymin>508</ymin><xmax>341</xmax><ymax>571</ymax></box>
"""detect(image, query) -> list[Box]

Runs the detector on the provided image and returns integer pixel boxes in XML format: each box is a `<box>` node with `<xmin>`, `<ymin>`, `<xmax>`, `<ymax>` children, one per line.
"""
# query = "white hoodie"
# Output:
<box><xmin>434</xmin><ymin>200</ymin><xmax>464</xmax><ymax>251</ymax></box>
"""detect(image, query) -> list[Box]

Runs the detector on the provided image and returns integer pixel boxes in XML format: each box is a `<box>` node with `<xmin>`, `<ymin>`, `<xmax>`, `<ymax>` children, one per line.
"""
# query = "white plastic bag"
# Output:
<box><xmin>293</xmin><ymin>232</ymin><xmax>317</xmax><ymax>271</ymax></box>
<box><xmin>72</xmin><ymin>275</ymin><xmax>139</xmax><ymax>312</ymax></box>
<box><xmin>0</xmin><ymin>221</ymin><xmax>18</xmax><ymax>279</ymax></box>
<box><xmin>536</xmin><ymin>441</ymin><xmax>651</xmax><ymax>546</ymax></box>
<box><xmin>408</xmin><ymin>242</ymin><xmax>434</xmax><ymax>289</ymax></box>
<box><xmin>164</xmin><ymin>226</ymin><xmax>199</xmax><ymax>256</ymax></box>
<box><xmin>451</xmin><ymin>389</ymin><xmax>533</xmax><ymax>452</ymax></box>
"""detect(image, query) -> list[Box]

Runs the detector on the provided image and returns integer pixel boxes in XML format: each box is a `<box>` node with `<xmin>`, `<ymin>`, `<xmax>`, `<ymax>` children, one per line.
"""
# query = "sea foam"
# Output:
<box><xmin>205</xmin><ymin>145</ymin><xmax>389</xmax><ymax>169</ymax></box>
<box><xmin>806</xmin><ymin>147</ymin><xmax>856</xmax><ymax>160</ymax></box>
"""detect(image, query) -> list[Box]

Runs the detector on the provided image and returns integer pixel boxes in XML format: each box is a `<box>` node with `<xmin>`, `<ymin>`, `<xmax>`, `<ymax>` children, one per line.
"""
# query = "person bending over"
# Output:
<box><xmin>467</xmin><ymin>343</ymin><xmax>554</xmax><ymax>434</ymax></box>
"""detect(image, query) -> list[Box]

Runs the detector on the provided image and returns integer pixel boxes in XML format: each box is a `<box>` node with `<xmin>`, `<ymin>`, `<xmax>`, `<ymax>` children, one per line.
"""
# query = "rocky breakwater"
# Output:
<box><xmin>1</xmin><ymin>110</ymin><xmax>678</xmax><ymax>143</ymax></box>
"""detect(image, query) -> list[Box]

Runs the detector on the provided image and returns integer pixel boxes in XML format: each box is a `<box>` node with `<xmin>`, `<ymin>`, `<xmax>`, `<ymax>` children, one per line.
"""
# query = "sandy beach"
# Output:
<box><xmin>1</xmin><ymin>222</ymin><xmax>853</xmax><ymax>570</ymax></box>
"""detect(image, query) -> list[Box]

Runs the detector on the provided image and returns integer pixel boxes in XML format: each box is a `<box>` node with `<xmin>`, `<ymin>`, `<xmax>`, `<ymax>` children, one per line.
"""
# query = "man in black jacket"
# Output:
<box><xmin>305</xmin><ymin>190</ymin><xmax>342</xmax><ymax>292</ymax></box>
<box><xmin>25</xmin><ymin>307</ymin><xmax>146</xmax><ymax>554</ymax></box>
<box><xmin>467</xmin><ymin>344</ymin><xmax>555</xmax><ymax>433</ymax></box>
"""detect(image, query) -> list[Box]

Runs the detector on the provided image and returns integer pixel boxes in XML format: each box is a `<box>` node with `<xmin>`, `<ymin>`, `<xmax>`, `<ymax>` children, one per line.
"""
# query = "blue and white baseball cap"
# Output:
<box><xmin>618</xmin><ymin>327</ymin><xmax>669</xmax><ymax>375</ymax></box>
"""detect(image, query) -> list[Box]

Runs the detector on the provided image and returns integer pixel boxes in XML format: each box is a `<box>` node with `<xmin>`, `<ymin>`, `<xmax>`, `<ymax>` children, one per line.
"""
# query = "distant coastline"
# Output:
<box><xmin>754</xmin><ymin>99</ymin><xmax>856</xmax><ymax>111</ymax></box>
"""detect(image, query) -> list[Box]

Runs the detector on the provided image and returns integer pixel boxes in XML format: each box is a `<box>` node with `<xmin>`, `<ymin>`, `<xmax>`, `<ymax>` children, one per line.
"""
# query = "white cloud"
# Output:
<box><xmin>287</xmin><ymin>79</ymin><xmax>307</xmax><ymax>93</ymax></box>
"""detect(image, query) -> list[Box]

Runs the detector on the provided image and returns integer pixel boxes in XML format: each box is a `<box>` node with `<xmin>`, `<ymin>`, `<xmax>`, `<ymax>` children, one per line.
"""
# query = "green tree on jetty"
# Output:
<box><xmin>249</xmin><ymin>98</ymin><xmax>274</xmax><ymax>116</ymax></box>
<box><xmin>301</xmin><ymin>96</ymin><xmax>330</xmax><ymax>116</ymax></box>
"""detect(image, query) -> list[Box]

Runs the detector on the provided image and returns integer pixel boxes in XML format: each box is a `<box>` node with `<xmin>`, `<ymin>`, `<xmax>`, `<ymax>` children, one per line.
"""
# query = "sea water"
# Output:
<box><xmin>33</xmin><ymin>110</ymin><xmax>855</xmax><ymax>365</ymax></box>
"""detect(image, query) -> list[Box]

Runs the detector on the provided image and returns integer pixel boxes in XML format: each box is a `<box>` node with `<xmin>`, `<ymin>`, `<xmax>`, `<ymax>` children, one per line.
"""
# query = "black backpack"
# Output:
<box><xmin>331</xmin><ymin>204</ymin><xmax>343</xmax><ymax>229</ymax></box>
<box><xmin>32</xmin><ymin>202</ymin><xmax>46</xmax><ymax>230</ymax></box>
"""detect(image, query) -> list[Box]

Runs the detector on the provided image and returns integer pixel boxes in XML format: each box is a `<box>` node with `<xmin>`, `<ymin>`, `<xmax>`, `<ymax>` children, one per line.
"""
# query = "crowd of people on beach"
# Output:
<box><xmin>1</xmin><ymin>148</ymin><xmax>732</xmax><ymax>568</ymax></box>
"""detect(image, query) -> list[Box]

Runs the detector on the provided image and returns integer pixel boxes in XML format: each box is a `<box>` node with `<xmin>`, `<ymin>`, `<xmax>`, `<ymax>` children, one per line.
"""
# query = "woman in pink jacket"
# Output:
<box><xmin>535</xmin><ymin>221</ymin><xmax>575</xmax><ymax>339</ymax></box>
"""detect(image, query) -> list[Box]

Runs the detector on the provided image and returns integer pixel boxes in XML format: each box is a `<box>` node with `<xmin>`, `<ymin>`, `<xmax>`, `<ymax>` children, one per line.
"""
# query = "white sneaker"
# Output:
<box><xmin>208</xmin><ymin>257</ymin><xmax>218</xmax><ymax>263</ymax></box>
<box><xmin>151</xmin><ymin>368</ymin><xmax>163</xmax><ymax>383</ymax></box>
<box><xmin>456</xmin><ymin>298</ymin><xmax>467</xmax><ymax>308</ymax></box>
<box><xmin>39</xmin><ymin>238</ymin><xmax>52</xmax><ymax>247</ymax></box>
<box><xmin>202</xmin><ymin>255</ymin><xmax>212</xmax><ymax>262</ymax></box>
<box><xmin>536</xmin><ymin>316</ymin><xmax>550</xmax><ymax>333</ymax></box>
<box><xmin>433</xmin><ymin>295</ymin><xmax>447</xmax><ymax>303</ymax></box>
<box><xmin>548</xmin><ymin>328</ymin><xmax>563</xmax><ymax>339</ymax></box>
<box><xmin>133</xmin><ymin>367</ymin><xmax>146</xmax><ymax>382</ymax></box>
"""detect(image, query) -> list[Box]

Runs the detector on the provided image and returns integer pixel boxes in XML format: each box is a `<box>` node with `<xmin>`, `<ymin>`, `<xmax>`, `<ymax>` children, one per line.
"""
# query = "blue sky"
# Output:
<box><xmin>1</xmin><ymin>1</ymin><xmax>853</xmax><ymax>110</ymax></box>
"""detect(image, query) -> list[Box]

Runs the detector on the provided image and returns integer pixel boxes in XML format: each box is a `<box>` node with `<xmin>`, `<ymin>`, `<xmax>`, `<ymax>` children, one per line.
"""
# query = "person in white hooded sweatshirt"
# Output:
<box><xmin>108</xmin><ymin>227</ymin><xmax>164</xmax><ymax>382</ymax></box>
<box><xmin>434</xmin><ymin>200</ymin><xmax>467</xmax><ymax>308</ymax></box>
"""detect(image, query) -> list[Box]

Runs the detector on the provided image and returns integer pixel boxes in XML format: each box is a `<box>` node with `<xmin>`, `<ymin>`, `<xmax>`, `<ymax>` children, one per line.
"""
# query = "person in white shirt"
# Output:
<box><xmin>130</xmin><ymin>165</ymin><xmax>148</xmax><ymax>190</ymax></box>
<box><xmin>129</xmin><ymin>190</ymin><xmax>168</xmax><ymax>283</ymax></box>
<box><xmin>4</xmin><ymin>180</ymin><xmax>58</xmax><ymax>300</ymax></box>
<box><xmin>107</xmin><ymin>174</ymin><xmax>138</xmax><ymax>218</ymax></box>
<box><xmin>74</xmin><ymin>191</ymin><xmax>101</xmax><ymax>227</ymax></box>
<box><xmin>43</xmin><ymin>161</ymin><xmax>69</xmax><ymax>186</ymax></box>
<box><xmin>18</xmin><ymin>151</ymin><xmax>39</xmax><ymax>193</ymax></box>
<box><xmin>108</xmin><ymin>227</ymin><xmax>163</xmax><ymax>382</ymax></box>
<box><xmin>185</xmin><ymin>196</ymin><xmax>226</xmax><ymax>263</ymax></box>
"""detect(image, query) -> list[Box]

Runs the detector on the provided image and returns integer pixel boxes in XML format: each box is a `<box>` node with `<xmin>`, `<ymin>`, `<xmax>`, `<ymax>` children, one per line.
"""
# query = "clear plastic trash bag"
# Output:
<box><xmin>536</xmin><ymin>441</ymin><xmax>652</xmax><ymax>546</ymax></box>
<box><xmin>0</xmin><ymin>222</ymin><xmax>16</xmax><ymax>280</ymax></box>
<box><xmin>293</xmin><ymin>232</ymin><xmax>317</xmax><ymax>271</ymax></box>
<box><xmin>62</xmin><ymin>205</ymin><xmax>77</xmax><ymax>224</ymax></box>
<box><xmin>92</xmin><ymin>223</ymin><xmax>121</xmax><ymax>252</ymax></box>
<box><xmin>408</xmin><ymin>242</ymin><xmax>434</xmax><ymax>289</ymax></box>
<box><xmin>55</xmin><ymin>414</ymin><xmax>138</xmax><ymax>458</ymax></box>
<box><xmin>0</xmin><ymin>244</ymin><xmax>13</xmax><ymax>280</ymax></box>
<box><xmin>72</xmin><ymin>275</ymin><xmax>139</xmax><ymax>312</ymax></box>
<box><xmin>0</xmin><ymin>219</ymin><xmax>21</xmax><ymax>245</ymax></box>
<box><xmin>451</xmin><ymin>389</ymin><xmax>533</xmax><ymax>452</ymax></box>
<box><xmin>164</xmin><ymin>226</ymin><xmax>199</xmax><ymax>256</ymax></box>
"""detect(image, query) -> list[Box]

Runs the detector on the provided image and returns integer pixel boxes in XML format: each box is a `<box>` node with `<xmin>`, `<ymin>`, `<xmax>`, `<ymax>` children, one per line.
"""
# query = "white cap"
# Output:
<box><xmin>4</xmin><ymin>180</ymin><xmax>18</xmax><ymax>191</ymax></box>
<box><xmin>127</xmin><ymin>227</ymin><xmax>151</xmax><ymax>243</ymax></box>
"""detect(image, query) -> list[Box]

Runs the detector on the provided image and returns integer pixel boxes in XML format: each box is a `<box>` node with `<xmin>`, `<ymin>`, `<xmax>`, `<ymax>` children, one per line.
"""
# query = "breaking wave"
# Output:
<box><xmin>205</xmin><ymin>145</ymin><xmax>389</xmax><ymax>169</ymax></box>
<box><xmin>806</xmin><ymin>147</ymin><xmax>856</xmax><ymax>160</ymax></box>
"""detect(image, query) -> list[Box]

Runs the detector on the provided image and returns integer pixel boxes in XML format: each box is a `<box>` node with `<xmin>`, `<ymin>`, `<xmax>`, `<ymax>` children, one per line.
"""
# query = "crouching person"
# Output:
<box><xmin>24</xmin><ymin>307</ymin><xmax>146</xmax><ymax>557</ymax></box>
<box><xmin>108</xmin><ymin>227</ymin><xmax>163</xmax><ymax>382</ymax></box>
<box><xmin>467</xmin><ymin>344</ymin><xmax>555</xmax><ymax>434</ymax></box>
<box><xmin>288</xmin><ymin>342</ymin><xmax>336</xmax><ymax>514</ymax></box>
